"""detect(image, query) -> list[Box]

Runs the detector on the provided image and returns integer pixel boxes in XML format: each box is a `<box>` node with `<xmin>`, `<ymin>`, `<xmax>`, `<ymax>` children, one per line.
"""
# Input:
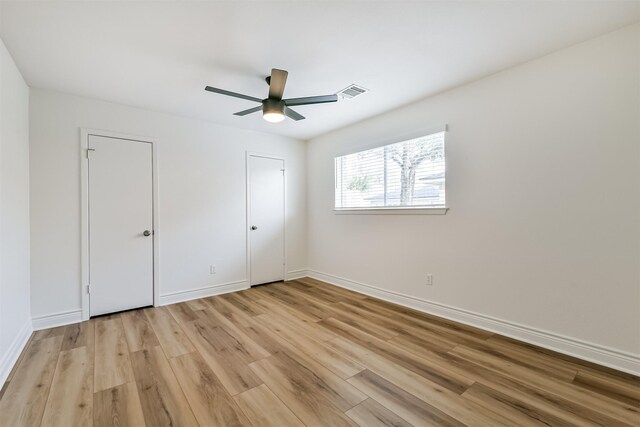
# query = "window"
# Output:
<box><xmin>335</xmin><ymin>131</ymin><xmax>445</xmax><ymax>210</ymax></box>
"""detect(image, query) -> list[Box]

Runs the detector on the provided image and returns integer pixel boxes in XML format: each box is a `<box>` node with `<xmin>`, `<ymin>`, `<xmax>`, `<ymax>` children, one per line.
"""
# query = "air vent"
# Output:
<box><xmin>337</xmin><ymin>84</ymin><xmax>368</xmax><ymax>100</ymax></box>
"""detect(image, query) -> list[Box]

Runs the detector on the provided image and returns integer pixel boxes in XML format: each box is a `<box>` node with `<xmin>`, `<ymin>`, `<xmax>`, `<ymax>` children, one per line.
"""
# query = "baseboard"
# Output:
<box><xmin>0</xmin><ymin>319</ymin><xmax>33</xmax><ymax>386</ymax></box>
<box><xmin>159</xmin><ymin>280</ymin><xmax>249</xmax><ymax>305</ymax></box>
<box><xmin>286</xmin><ymin>269</ymin><xmax>308</xmax><ymax>281</ymax></box>
<box><xmin>32</xmin><ymin>309</ymin><xmax>83</xmax><ymax>331</ymax></box>
<box><xmin>307</xmin><ymin>270</ymin><xmax>640</xmax><ymax>376</ymax></box>
<box><xmin>30</xmin><ymin>282</ymin><xmax>249</xmax><ymax>327</ymax></box>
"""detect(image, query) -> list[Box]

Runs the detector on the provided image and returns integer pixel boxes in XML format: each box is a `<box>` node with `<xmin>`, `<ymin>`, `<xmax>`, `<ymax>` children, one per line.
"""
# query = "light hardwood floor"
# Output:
<box><xmin>1</xmin><ymin>278</ymin><xmax>638</xmax><ymax>426</ymax></box>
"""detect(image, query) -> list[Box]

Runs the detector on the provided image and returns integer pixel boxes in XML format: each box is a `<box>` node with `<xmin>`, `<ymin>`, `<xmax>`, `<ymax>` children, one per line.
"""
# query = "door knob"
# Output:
<box><xmin>143</xmin><ymin>230</ymin><xmax>152</xmax><ymax>237</ymax></box>
<box><xmin>251</xmin><ymin>226</ymin><xmax>257</xmax><ymax>230</ymax></box>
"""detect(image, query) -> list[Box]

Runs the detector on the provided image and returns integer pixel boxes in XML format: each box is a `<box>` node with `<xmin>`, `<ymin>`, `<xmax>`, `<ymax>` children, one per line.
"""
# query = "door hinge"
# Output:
<box><xmin>281</xmin><ymin>169</ymin><xmax>285</xmax><ymax>175</ymax></box>
<box><xmin>86</xmin><ymin>148</ymin><xmax>95</xmax><ymax>159</ymax></box>
<box><xmin>87</xmin><ymin>284</ymin><xmax>91</xmax><ymax>294</ymax></box>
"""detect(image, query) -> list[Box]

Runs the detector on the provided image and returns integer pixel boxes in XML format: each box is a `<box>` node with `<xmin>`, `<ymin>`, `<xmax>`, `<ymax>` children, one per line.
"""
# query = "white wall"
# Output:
<box><xmin>0</xmin><ymin>38</ymin><xmax>31</xmax><ymax>384</ymax></box>
<box><xmin>29</xmin><ymin>89</ymin><xmax>306</xmax><ymax>320</ymax></box>
<box><xmin>307</xmin><ymin>24</ymin><xmax>640</xmax><ymax>372</ymax></box>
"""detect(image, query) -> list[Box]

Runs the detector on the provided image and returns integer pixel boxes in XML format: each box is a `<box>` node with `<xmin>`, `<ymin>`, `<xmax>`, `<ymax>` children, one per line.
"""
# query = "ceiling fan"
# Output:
<box><xmin>205</xmin><ymin>68</ymin><xmax>338</xmax><ymax>123</ymax></box>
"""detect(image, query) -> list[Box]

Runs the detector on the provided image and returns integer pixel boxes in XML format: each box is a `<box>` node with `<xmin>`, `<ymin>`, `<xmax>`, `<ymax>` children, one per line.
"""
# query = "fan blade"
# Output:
<box><xmin>268</xmin><ymin>69</ymin><xmax>288</xmax><ymax>100</ymax></box>
<box><xmin>233</xmin><ymin>106</ymin><xmax>262</xmax><ymax>116</ymax></box>
<box><xmin>205</xmin><ymin>86</ymin><xmax>262</xmax><ymax>103</ymax></box>
<box><xmin>285</xmin><ymin>107</ymin><xmax>305</xmax><ymax>121</ymax></box>
<box><xmin>283</xmin><ymin>94</ymin><xmax>338</xmax><ymax>106</ymax></box>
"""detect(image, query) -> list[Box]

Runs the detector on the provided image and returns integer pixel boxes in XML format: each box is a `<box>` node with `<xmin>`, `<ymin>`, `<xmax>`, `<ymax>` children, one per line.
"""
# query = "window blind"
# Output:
<box><xmin>335</xmin><ymin>131</ymin><xmax>445</xmax><ymax>209</ymax></box>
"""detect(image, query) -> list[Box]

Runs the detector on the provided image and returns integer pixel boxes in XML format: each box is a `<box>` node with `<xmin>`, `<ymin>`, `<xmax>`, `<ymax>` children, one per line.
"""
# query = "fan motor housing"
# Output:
<box><xmin>263</xmin><ymin>98</ymin><xmax>285</xmax><ymax>115</ymax></box>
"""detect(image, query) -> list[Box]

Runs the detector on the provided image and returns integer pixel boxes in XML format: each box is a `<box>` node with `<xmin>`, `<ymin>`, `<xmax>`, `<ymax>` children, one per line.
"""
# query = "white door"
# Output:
<box><xmin>88</xmin><ymin>135</ymin><xmax>154</xmax><ymax>316</ymax></box>
<box><xmin>249</xmin><ymin>155</ymin><xmax>285</xmax><ymax>285</ymax></box>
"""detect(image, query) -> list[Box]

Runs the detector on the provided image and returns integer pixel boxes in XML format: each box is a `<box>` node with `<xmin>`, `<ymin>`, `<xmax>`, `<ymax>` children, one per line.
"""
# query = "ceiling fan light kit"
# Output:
<box><xmin>262</xmin><ymin>99</ymin><xmax>286</xmax><ymax>123</ymax></box>
<box><xmin>205</xmin><ymin>68</ymin><xmax>338</xmax><ymax>123</ymax></box>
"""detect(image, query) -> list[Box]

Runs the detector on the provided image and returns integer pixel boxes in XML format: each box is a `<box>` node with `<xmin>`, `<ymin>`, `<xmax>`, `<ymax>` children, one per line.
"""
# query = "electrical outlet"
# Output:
<box><xmin>426</xmin><ymin>274</ymin><xmax>433</xmax><ymax>286</ymax></box>
<box><xmin>210</xmin><ymin>265</ymin><xmax>217</xmax><ymax>275</ymax></box>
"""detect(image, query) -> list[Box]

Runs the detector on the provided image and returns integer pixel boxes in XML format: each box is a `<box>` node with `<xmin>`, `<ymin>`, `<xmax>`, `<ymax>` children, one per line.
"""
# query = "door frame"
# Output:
<box><xmin>80</xmin><ymin>128</ymin><xmax>160</xmax><ymax>320</ymax></box>
<box><xmin>245</xmin><ymin>151</ymin><xmax>286</xmax><ymax>286</ymax></box>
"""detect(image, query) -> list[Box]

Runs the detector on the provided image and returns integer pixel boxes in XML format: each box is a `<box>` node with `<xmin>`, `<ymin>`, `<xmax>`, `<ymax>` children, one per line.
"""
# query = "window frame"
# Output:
<box><xmin>333</xmin><ymin>125</ymin><xmax>449</xmax><ymax>215</ymax></box>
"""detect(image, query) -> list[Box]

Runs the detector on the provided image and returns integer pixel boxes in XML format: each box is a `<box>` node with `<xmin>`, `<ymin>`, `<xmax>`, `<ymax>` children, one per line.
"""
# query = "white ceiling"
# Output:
<box><xmin>1</xmin><ymin>1</ymin><xmax>638</xmax><ymax>140</ymax></box>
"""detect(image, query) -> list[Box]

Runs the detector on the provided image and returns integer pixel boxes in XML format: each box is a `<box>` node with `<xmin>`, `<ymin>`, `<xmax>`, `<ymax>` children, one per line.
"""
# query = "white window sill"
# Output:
<box><xmin>333</xmin><ymin>207</ymin><xmax>449</xmax><ymax>215</ymax></box>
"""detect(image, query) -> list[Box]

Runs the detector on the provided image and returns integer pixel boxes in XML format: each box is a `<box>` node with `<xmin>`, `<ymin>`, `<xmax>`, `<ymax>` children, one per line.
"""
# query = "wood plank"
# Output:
<box><xmin>121</xmin><ymin>309</ymin><xmax>160</xmax><ymax>352</ymax></box>
<box><xmin>463</xmin><ymin>339</ymin><xmax>579</xmax><ymax>382</ymax></box>
<box><xmin>234</xmin><ymin>384</ymin><xmax>304</xmax><ymax>427</ymax></box>
<box><xmin>336</xmin><ymin>299</ymin><xmax>487</xmax><ymax>349</ymax></box>
<box><xmin>258</xmin><ymin>283</ymin><xmax>330</xmax><ymax>320</ymax></box>
<box><xmin>169</xmin><ymin>351</ymin><xmax>251</xmax><ymax>426</ymax></box>
<box><xmin>278</xmin><ymin>282</ymin><xmax>349</xmax><ymax>315</ymax></box>
<box><xmin>249</xmin><ymin>354</ymin><xmax>358</xmax><ymax>427</ymax></box>
<box><xmin>334</xmin><ymin>314</ymin><xmax>399</xmax><ymax>342</ymax></box>
<box><xmin>320</xmin><ymin>317</ymin><xmax>475</xmax><ymax>394</ymax></box>
<box><xmin>345</xmin><ymin>398</ymin><xmax>412</xmax><ymax>427</ymax></box>
<box><xmin>166</xmin><ymin>302</ymin><xmax>200</xmax><ymax>324</ymax></box>
<box><xmin>273</xmin><ymin>349</ymin><xmax>367</xmax><ymax>410</ymax></box>
<box><xmin>488</xmin><ymin>334</ymin><xmax>640</xmax><ymax>381</ymax></box>
<box><xmin>94</xmin><ymin>318</ymin><xmax>135</xmax><ymax>392</ymax></box>
<box><xmin>41</xmin><ymin>346</ymin><xmax>93</xmax><ymax>427</ymax></box>
<box><xmin>61</xmin><ymin>322</ymin><xmax>90</xmax><ymax>351</ymax></box>
<box><xmin>0</xmin><ymin>336</ymin><xmax>63</xmax><ymax>426</ymax></box>
<box><xmin>33</xmin><ymin>325</ymin><xmax>67</xmax><ymax>340</ymax></box>
<box><xmin>249</xmin><ymin>322</ymin><xmax>368</xmax><ymax>407</ymax></box>
<box><xmin>271</xmin><ymin>281</ymin><xmax>341</xmax><ymax>314</ymax></box>
<box><xmin>242</xmin><ymin>322</ymin><xmax>291</xmax><ymax>355</ymax></box>
<box><xmin>206</xmin><ymin>295</ymin><xmax>255</xmax><ymax>328</ymax></box>
<box><xmin>462</xmin><ymin>382</ymin><xmax>577</xmax><ymax>427</ymax></box>
<box><xmin>322</xmin><ymin>301</ymin><xmax>399</xmax><ymax>340</ymax></box>
<box><xmin>0</xmin><ymin>335</ymin><xmax>34</xmax><ymax>400</ymax></box>
<box><xmin>443</xmin><ymin>350</ymin><xmax>629</xmax><ymax>426</ymax></box>
<box><xmin>326</xmin><ymin>337</ymin><xmax>515</xmax><ymax>426</ymax></box>
<box><xmin>287</xmin><ymin>333</ymin><xmax>365</xmax><ymax>380</ymax></box>
<box><xmin>253</xmin><ymin>290</ymin><xmax>323</xmax><ymax>323</ymax></box>
<box><xmin>185</xmin><ymin>298</ymin><xmax>209</xmax><ymax>311</ymax></box>
<box><xmin>0</xmin><ymin>380</ymin><xmax>9</xmax><ymax>401</ymax></box>
<box><xmin>293</xmin><ymin>278</ymin><xmax>367</xmax><ymax>303</ymax></box>
<box><xmin>388</xmin><ymin>330</ymin><xmax>457</xmax><ymax>355</ymax></box>
<box><xmin>181</xmin><ymin>315</ymin><xmax>263</xmax><ymax>395</ymax></box>
<box><xmin>253</xmin><ymin>308</ymin><xmax>337</xmax><ymax>342</ymax></box>
<box><xmin>130</xmin><ymin>346</ymin><xmax>198</xmax><ymax>426</ymax></box>
<box><xmin>221</xmin><ymin>291</ymin><xmax>267</xmax><ymax>316</ymax></box>
<box><xmin>144</xmin><ymin>306</ymin><xmax>195</xmax><ymax>358</ymax></box>
<box><xmin>344</xmin><ymin>299</ymin><xmax>490</xmax><ymax>347</ymax></box>
<box><xmin>361</xmin><ymin>296</ymin><xmax>495</xmax><ymax>338</ymax></box>
<box><xmin>392</xmin><ymin>326</ymin><xmax>577</xmax><ymax>384</ymax></box>
<box><xmin>200</xmin><ymin>306</ymin><xmax>271</xmax><ymax>360</ymax></box>
<box><xmin>449</xmin><ymin>345</ymin><xmax>640</xmax><ymax>425</ymax></box>
<box><xmin>256</xmin><ymin>313</ymin><xmax>365</xmax><ymax>379</ymax></box>
<box><xmin>234</xmin><ymin>287</ymin><xmax>267</xmax><ymax>304</ymax></box>
<box><xmin>286</xmin><ymin>279</ymin><xmax>344</xmax><ymax>303</ymax></box>
<box><xmin>313</xmin><ymin>280</ymin><xmax>370</xmax><ymax>300</ymax></box>
<box><xmin>572</xmin><ymin>369</ymin><xmax>640</xmax><ymax>408</ymax></box>
<box><xmin>93</xmin><ymin>382</ymin><xmax>146</xmax><ymax>427</ymax></box>
<box><xmin>348</xmin><ymin>370</ymin><xmax>465</xmax><ymax>427</ymax></box>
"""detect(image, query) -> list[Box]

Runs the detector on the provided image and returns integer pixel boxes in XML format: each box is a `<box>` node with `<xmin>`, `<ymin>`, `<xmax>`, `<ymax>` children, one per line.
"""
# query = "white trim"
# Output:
<box><xmin>306</xmin><ymin>270</ymin><xmax>640</xmax><ymax>376</ymax></box>
<box><xmin>246</xmin><ymin>152</ymin><xmax>287</xmax><ymax>286</ymax></box>
<box><xmin>334</xmin><ymin>207</ymin><xmax>448</xmax><ymax>215</ymax></box>
<box><xmin>0</xmin><ymin>320</ymin><xmax>33</xmax><ymax>386</ymax></box>
<box><xmin>32</xmin><ymin>309</ymin><xmax>82</xmax><ymax>331</ymax></box>
<box><xmin>286</xmin><ymin>269</ymin><xmax>309</xmax><ymax>281</ymax></box>
<box><xmin>159</xmin><ymin>280</ymin><xmax>248</xmax><ymax>305</ymax></box>
<box><xmin>80</xmin><ymin>128</ymin><xmax>160</xmax><ymax>320</ymax></box>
